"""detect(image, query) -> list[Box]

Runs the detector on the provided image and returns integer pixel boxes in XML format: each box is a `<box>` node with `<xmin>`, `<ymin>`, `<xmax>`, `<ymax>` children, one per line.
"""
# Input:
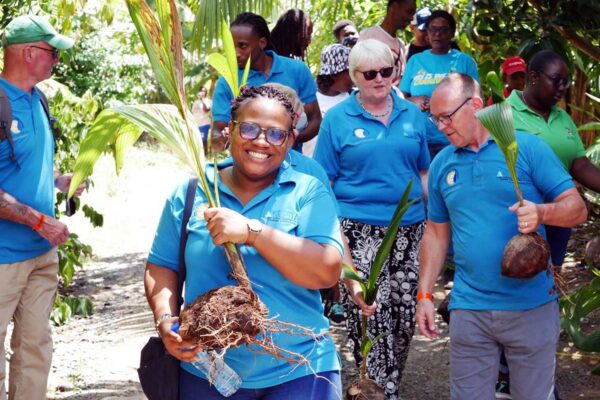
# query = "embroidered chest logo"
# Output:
<box><xmin>10</xmin><ymin>120</ymin><xmax>21</xmax><ymax>134</ymax></box>
<box><xmin>496</xmin><ymin>171</ymin><xmax>504</xmax><ymax>178</ymax></box>
<box><xmin>446</xmin><ymin>169</ymin><xmax>457</xmax><ymax>186</ymax></box>
<box><xmin>354</xmin><ymin>128</ymin><xmax>366</xmax><ymax>139</ymax></box>
<box><xmin>565</xmin><ymin>128</ymin><xmax>575</xmax><ymax>140</ymax></box>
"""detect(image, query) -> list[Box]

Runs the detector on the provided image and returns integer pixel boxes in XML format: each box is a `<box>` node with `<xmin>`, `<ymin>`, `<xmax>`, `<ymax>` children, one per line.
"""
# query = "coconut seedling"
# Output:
<box><xmin>341</xmin><ymin>181</ymin><xmax>416</xmax><ymax>400</ymax></box>
<box><xmin>69</xmin><ymin>0</ymin><xmax>315</xmax><ymax>369</ymax></box>
<box><xmin>475</xmin><ymin>101</ymin><xmax>550</xmax><ymax>279</ymax></box>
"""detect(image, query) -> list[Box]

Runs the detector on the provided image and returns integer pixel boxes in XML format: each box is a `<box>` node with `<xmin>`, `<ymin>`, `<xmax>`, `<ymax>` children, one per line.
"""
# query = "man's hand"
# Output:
<box><xmin>37</xmin><ymin>215</ymin><xmax>70</xmax><ymax>246</ymax></box>
<box><xmin>55</xmin><ymin>174</ymin><xmax>86</xmax><ymax>197</ymax></box>
<box><xmin>509</xmin><ymin>199</ymin><xmax>540</xmax><ymax>234</ymax></box>
<box><xmin>416</xmin><ymin>298</ymin><xmax>440</xmax><ymax>339</ymax></box>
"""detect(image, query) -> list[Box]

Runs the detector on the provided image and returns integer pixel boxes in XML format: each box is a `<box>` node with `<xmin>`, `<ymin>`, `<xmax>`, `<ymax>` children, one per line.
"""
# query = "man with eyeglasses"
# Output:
<box><xmin>416</xmin><ymin>73</ymin><xmax>586</xmax><ymax>400</ymax></box>
<box><xmin>0</xmin><ymin>15</ymin><xmax>84</xmax><ymax>400</ymax></box>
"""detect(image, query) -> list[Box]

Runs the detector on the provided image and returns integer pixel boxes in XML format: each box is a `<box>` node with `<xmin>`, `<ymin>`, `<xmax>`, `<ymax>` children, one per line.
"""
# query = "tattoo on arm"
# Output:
<box><xmin>0</xmin><ymin>188</ymin><xmax>34</xmax><ymax>225</ymax></box>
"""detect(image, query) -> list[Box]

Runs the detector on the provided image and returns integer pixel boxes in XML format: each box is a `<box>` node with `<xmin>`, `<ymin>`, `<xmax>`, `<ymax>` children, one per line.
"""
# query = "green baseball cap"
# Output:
<box><xmin>0</xmin><ymin>15</ymin><xmax>74</xmax><ymax>49</ymax></box>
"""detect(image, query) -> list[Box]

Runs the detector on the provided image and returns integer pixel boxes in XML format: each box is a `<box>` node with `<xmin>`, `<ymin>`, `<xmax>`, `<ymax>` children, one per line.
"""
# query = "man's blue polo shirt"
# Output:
<box><xmin>314</xmin><ymin>91</ymin><xmax>429</xmax><ymax>226</ymax></box>
<box><xmin>211</xmin><ymin>50</ymin><xmax>317</xmax><ymax>123</ymax></box>
<box><xmin>148</xmin><ymin>160</ymin><xmax>342</xmax><ymax>388</ymax></box>
<box><xmin>0</xmin><ymin>78</ymin><xmax>54</xmax><ymax>263</ymax></box>
<box><xmin>428</xmin><ymin>132</ymin><xmax>573</xmax><ymax>311</ymax></box>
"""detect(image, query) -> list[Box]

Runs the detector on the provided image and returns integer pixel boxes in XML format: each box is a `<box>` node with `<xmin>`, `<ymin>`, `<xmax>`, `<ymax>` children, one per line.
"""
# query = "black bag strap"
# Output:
<box><xmin>176</xmin><ymin>177</ymin><xmax>198</xmax><ymax>314</ymax></box>
<box><xmin>36</xmin><ymin>88</ymin><xmax>61</xmax><ymax>146</ymax></box>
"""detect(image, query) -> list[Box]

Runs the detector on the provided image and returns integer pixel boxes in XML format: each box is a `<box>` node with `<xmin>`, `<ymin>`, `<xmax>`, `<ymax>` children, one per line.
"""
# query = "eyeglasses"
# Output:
<box><xmin>233</xmin><ymin>121</ymin><xmax>290</xmax><ymax>146</ymax></box>
<box><xmin>427</xmin><ymin>26</ymin><xmax>451</xmax><ymax>35</ymax></box>
<box><xmin>540</xmin><ymin>72</ymin><xmax>571</xmax><ymax>89</ymax></box>
<box><xmin>28</xmin><ymin>45</ymin><xmax>59</xmax><ymax>59</ymax></box>
<box><xmin>359</xmin><ymin>67</ymin><xmax>394</xmax><ymax>81</ymax></box>
<box><xmin>429</xmin><ymin>97</ymin><xmax>472</xmax><ymax>126</ymax></box>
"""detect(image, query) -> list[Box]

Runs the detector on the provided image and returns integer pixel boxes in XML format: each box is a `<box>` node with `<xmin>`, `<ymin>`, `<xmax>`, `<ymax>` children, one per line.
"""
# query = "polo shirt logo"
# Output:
<box><xmin>446</xmin><ymin>170</ymin><xmax>457</xmax><ymax>185</ymax></box>
<box><xmin>496</xmin><ymin>171</ymin><xmax>504</xmax><ymax>178</ymax></box>
<box><xmin>354</xmin><ymin>129</ymin><xmax>366</xmax><ymax>139</ymax></box>
<box><xmin>565</xmin><ymin>128</ymin><xmax>575</xmax><ymax>139</ymax></box>
<box><xmin>10</xmin><ymin>120</ymin><xmax>20</xmax><ymax>134</ymax></box>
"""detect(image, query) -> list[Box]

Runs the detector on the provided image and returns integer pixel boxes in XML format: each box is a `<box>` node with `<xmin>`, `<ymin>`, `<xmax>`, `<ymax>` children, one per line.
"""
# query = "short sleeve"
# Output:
<box><xmin>525</xmin><ymin>135</ymin><xmax>574</xmax><ymax>201</ymax></box>
<box><xmin>427</xmin><ymin>158</ymin><xmax>450</xmax><ymax>223</ymax></box>
<box><xmin>296</xmin><ymin>179</ymin><xmax>343</xmax><ymax>256</ymax></box>
<box><xmin>465</xmin><ymin>54</ymin><xmax>480</xmax><ymax>83</ymax></box>
<box><xmin>296</xmin><ymin>63</ymin><xmax>318</xmax><ymax>105</ymax></box>
<box><xmin>416</xmin><ymin>112</ymin><xmax>431</xmax><ymax>170</ymax></box>
<box><xmin>400</xmin><ymin>57</ymin><xmax>415</xmax><ymax>93</ymax></box>
<box><xmin>313</xmin><ymin>113</ymin><xmax>341</xmax><ymax>181</ymax></box>
<box><xmin>570</xmin><ymin>119</ymin><xmax>587</xmax><ymax>160</ymax></box>
<box><xmin>211</xmin><ymin>77</ymin><xmax>234</xmax><ymax>123</ymax></box>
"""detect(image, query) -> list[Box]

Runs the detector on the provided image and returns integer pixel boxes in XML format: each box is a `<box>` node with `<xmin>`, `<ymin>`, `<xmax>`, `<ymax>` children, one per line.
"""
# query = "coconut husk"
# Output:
<box><xmin>585</xmin><ymin>237</ymin><xmax>600</xmax><ymax>268</ymax></box>
<box><xmin>346</xmin><ymin>377</ymin><xmax>386</xmax><ymax>400</ymax></box>
<box><xmin>501</xmin><ymin>232</ymin><xmax>550</xmax><ymax>279</ymax></box>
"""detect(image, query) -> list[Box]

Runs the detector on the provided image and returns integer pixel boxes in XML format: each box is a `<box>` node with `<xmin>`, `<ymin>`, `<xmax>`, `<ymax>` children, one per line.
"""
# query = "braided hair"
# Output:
<box><xmin>231</xmin><ymin>12</ymin><xmax>275</xmax><ymax>51</ymax></box>
<box><xmin>231</xmin><ymin>85</ymin><xmax>296</xmax><ymax>125</ymax></box>
<box><xmin>270</xmin><ymin>9</ymin><xmax>311</xmax><ymax>60</ymax></box>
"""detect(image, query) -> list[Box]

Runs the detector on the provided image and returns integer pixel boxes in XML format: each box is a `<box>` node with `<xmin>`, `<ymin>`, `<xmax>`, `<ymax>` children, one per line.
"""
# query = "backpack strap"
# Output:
<box><xmin>35</xmin><ymin>88</ymin><xmax>60</xmax><ymax>151</ymax></box>
<box><xmin>0</xmin><ymin>87</ymin><xmax>19</xmax><ymax>167</ymax></box>
<box><xmin>176</xmin><ymin>177</ymin><xmax>198</xmax><ymax>314</ymax></box>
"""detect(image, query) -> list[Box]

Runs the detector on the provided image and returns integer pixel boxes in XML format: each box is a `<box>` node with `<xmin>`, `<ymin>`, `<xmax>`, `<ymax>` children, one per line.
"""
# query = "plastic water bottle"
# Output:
<box><xmin>171</xmin><ymin>322</ymin><xmax>242</xmax><ymax>397</ymax></box>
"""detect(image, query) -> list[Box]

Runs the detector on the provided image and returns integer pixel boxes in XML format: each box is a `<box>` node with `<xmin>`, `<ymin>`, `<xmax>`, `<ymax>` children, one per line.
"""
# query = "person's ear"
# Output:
<box><xmin>470</xmin><ymin>96</ymin><xmax>484</xmax><ymax>111</ymax></box>
<box><xmin>528</xmin><ymin>70</ymin><xmax>538</xmax><ymax>87</ymax></box>
<box><xmin>258</xmin><ymin>37</ymin><xmax>267</xmax><ymax>51</ymax></box>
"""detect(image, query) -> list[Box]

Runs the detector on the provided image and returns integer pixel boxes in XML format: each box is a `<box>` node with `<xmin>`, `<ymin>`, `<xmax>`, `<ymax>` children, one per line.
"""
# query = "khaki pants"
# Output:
<box><xmin>0</xmin><ymin>249</ymin><xmax>58</xmax><ymax>400</ymax></box>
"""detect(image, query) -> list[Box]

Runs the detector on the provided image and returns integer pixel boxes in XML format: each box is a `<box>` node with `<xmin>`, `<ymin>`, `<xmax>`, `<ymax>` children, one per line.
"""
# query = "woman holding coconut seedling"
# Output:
<box><xmin>314</xmin><ymin>39</ymin><xmax>430</xmax><ymax>399</ymax></box>
<box><xmin>145</xmin><ymin>85</ymin><xmax>344</xmax><ymax>399</ymax></box>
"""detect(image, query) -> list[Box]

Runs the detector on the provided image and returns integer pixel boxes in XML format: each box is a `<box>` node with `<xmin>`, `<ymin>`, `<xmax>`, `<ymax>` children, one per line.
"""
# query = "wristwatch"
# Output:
<box><xmin>245</xmin><ymin>219</ymin><xmax>263</xmax><ymax>246</ymax></box>
<box><xmin>155</xmin><ymin>312</ymin><xmax>174</xmax><ymax>332</ymax></box>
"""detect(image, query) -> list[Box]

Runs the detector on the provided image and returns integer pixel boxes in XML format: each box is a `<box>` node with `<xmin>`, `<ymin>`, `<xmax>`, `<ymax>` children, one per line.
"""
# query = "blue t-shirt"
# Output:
<box><xmin>148</xmin><ymin>160</ymin><xmax>343</xmax><ymax>388</ymax></box>
<box><xmin>0</xmin><ymin>78</ymin><xmax>54</xmax><ymax>263</ymax></box>
<box><xmin>400</xmin><ymin>49</ymin><xmax>479</xmax><ymax>145</ymax></box>
<box><xmin>212</xmin><ymin>50</ymin><xmax>317</xmax><ymax>123</ymax></box>
<box><xmin>428</xmin><ymin>132</ymin><xmax>573</xmax><ymax>311</ymax></box>
<box><xmin>314</xmin><ymin>91</ymin><xmax>429</xmax><ymax>226</ymax></box>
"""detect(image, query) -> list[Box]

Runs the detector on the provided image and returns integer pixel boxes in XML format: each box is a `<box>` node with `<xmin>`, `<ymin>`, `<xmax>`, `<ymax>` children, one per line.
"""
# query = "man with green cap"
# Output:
<box><xmin>0</xmin><ymin>15</ymin><xmax>84</xmax><ymax>400</ymax></box>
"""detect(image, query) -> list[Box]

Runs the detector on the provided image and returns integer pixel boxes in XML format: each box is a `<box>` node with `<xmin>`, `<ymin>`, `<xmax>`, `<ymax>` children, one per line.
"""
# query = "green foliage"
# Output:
<box><xmin>51</xmin><ymin>295</ymin><xmax>93</xmax><ymax>326</ymax></box>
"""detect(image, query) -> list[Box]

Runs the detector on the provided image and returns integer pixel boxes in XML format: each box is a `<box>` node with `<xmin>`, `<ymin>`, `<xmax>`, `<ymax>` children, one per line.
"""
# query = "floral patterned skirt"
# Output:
<box><xmin>340</xmin><ymin>218</ymin><xmax>425</xmax><ymax>400</ymax></box>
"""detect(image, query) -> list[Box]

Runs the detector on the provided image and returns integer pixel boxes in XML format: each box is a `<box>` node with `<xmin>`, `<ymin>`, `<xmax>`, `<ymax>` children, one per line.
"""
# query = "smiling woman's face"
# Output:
<box><xmin>230</xmin><ymin>97</ymin><xmax>292</xmax><ymax>184</ymax></box>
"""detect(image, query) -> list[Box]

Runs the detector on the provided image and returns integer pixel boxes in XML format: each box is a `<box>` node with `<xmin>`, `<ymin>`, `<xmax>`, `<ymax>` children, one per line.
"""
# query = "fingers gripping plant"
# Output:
<box><xmin>342</xmin><ymin>181</ymin><xmax>416</xmax><ymax>399</ymax></box>
<box><xmin>475</xmin><ymin>101</ymin><xmax>550</xmax><ymax>279</ymax></box>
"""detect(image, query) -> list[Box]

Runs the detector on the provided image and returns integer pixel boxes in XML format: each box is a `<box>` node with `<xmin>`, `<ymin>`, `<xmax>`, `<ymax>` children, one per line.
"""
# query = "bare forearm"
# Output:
<box><xmin>537</xmin><ymin>188</ymin><xmax>587</xmax><ymax>228</ymax></box>
<box><xmin>0</xmin><ymin>188</ymin><xmax>40</xmax><ymax>227</ymax></box>
<box><xmin>417</xmin><ymin>222</ymin><xmax>450</xmax><ymax>294</ymax></box>
<box><xmin>145</xmin><ymin>262</ymin><xmax>179</xmax><ymax>319</ymax></box>
<box><xmin>254</xmin><ymin>226</ymin><xmax>341</xmax><ymax>290</ymax></box>
<box><xmin>295</xmin><ymin>103</ymin><xmax>322</xmax><ymax>144</ymax></box>
<box><xmin>571</xmin><ymin>157</ymin><xmax>600</xmax><ymax>193</ymax></box>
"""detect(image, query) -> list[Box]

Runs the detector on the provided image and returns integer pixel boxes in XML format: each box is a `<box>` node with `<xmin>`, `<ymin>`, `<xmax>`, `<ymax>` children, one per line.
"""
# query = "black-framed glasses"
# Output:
<box><xmin>429</xmin><ymin>97</ymin><xmax>472</xmax><ymax>126</ymax></box>
<box><xmin>233</xmin><ymin>121</ymin><xmax>290</xmax><ymax>146</ymax></box>
<box><xmin>359</xmin><ymin>67</ymin><xmax>394</xmax><ymax>81</ymax></box>
<box><xmin>28</xmin><ymin>45</ymin><xmax>59</xmax><ymax>59</ymax></box>
<box><xmin>540</xmin><ymin>71</ymin><xmax>571</xmax><ymax>89</ymax></box>
<box><xmin>427</xmin><ymin>26</ymin><xmax>451</xmax><ymax>35</ymax></box>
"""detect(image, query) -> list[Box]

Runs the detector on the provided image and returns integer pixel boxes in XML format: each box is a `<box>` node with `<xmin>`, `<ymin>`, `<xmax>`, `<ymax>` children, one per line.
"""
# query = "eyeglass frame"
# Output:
<box><xmin>232</xmin><ymin>120</ymin><xmax>291</xmax><ymax>146</ymax></box>
<box><xmin>358</xmin><ymin>66</ymin><xmax>395</xmax><ymax>81</ymax></box>
<box><xmin>27</xmin><ymin>45</ymin><xmax>59</xmax><ymax>59</ymax></box>
<box><xmin>539</xmin><ymin>71</ymin><xmax>571</xmax><ymax>89</ymax></box>
<box><xmin>428</xmin><ymin>97</ymin><xmax>472</xmax><ymax>126</ymax></box>
<box><xmin>427</xmin><ymin>26</ymin><xmax>451</xmax><ymax>35</ymax></box>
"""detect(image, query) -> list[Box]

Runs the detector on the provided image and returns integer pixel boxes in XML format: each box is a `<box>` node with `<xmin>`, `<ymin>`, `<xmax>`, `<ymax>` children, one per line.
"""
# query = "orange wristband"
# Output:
<box><xmin>32</xmin><ymin>215</ymin><xmax>45</xmax><ymax>231</ymax></box>
<box><xmin>416</xmin><ymin>292</ymin><xmax>433</xmax><ymax>301</ymax></box>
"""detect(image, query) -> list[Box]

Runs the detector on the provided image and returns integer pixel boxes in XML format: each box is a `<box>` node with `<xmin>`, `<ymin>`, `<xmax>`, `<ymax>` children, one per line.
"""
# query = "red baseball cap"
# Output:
<box><xmin>502</xmin><ymin>56</ymin><xmax>527</xmax><ymax>76</ymax></box>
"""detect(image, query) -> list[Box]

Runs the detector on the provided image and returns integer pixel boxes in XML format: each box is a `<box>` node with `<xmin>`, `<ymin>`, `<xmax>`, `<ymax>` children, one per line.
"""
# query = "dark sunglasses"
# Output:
<box><xmin>360</xmin><ymin>67</ymin><xmax>394</xmax><ymax>81</ymax></box>
<box><xmin>233</xmin><ymin>121</ymin><xmax>290</xmax><ymax>146</ymax></box>
<box><xmin>28</xmin><ymin>45</ymin><xmax>59</xmax><ymax>59</ymax></box>
<box><xmin>540</xmin><ymin>72</ymin><xmax>571</xmax><ymax>89</ymax></box>
<box><xmin>427</xmin><ymin>26</ymin><xmax>451</xmax><ymax>35</ymax></box>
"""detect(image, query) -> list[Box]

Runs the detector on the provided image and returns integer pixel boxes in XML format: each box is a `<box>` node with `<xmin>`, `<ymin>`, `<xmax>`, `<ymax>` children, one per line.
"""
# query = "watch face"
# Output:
<box><xmin>248</xmin><ymin>219</ymin><xmax>262</xmax><ymax>232</ymax></box>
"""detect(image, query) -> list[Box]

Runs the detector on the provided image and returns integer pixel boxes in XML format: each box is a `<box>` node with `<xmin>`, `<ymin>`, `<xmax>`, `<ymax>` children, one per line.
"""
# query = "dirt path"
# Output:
<box><xmin>40</xmin><ymin>146</ymin><xmax>600</xmax><ymax>399</ymax></box>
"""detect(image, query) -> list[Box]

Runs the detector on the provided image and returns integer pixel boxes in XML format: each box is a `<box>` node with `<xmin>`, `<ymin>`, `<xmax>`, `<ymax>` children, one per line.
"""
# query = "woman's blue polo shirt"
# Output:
<box><xmin>313</xmin><ymin>91</ymin><xmax>429</xmax><ymax>226</ymax></box>
<box><xmin>148</xmin><ymin>159</ymin><xmax>343</xmax><ymax>388</ymax></box>
<box><xmin>428</xmin><ymin>133</ymin><xmax>574</xmax><ymax>311</ymax></box>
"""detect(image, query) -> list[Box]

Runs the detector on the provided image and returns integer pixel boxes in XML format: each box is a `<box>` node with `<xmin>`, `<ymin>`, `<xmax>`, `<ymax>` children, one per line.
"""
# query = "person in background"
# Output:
<box><xmin>417</xmin><ymin>73</ymin><xmax>586</xmax><ymax>400</ymax></box>
<box><xmin>314</xmin><ymin>39</ymin><xmax>430</xmax><ymax>400</ymax></box>
<box><xmin>487</xmin><ymin>56</ymin><xmax>527</xmax><ymax>106</ymax></box>
<box><xmin>358</xmin><ymin>0</ymin><xmax>417</xmax><ymax>84</ymax></box>
<box><xmin>304</xmin><ymin>43</ymin><xmax>353</xmax><ymax>158</ymax></box>
<box><xmin>400</xmin><ymin>9</ymin><xmax>479</xmax><ymax>159</ymax></box>
<box><xmin>0</xmin><ymin>15</ymin><xmax>85</xmax><ymax>400</ymax></box>
<box><xmin>148</xmin><ymin>85</ymin><xmax>343</xmax><ymax>400</ymax></box>
<box><xmin>332</xmin><ymin>19</ymin><xmax>358</xmax><ymax>43</ymax></box>
<box><xmin>191</xmin><ymin>86</ymin><xmax>212</xmax><ymax>142</ymax></box>
<box><xmin>271</xmin><ymin>9</ymin><xmax>313</xmax><ymax>61</ymax></box>
<box><xmin>406</xmin><ymin>7</ymin><xmax>431</xmax><ymax>61</ymax></box>
<box><xmin>211</xmin><ymin>12</ymin><xmax>321</xmax><ymax>152</ymax></box>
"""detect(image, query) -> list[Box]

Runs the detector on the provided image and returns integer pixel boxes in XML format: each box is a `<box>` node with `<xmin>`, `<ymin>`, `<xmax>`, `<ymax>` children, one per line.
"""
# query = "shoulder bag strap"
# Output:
<box><xmin>176</xmin><ymin>177</ymin><xmax>198</xmax><ymax>314</ymax></box>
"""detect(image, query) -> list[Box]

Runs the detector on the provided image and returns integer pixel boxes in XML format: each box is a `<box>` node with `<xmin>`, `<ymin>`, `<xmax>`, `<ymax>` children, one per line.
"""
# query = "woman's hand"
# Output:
<box><xmin>407</xmin><ymin>95</ymin><xmax>430</xmax><ymax>112</ymax></box>
<box><xmin>157</xmin><ymin>317</ymin><xmax>201</xmax><ymax>362</ymax></box>
<box><xmin>347</xmin><ymin>287</ymin><xmax>377</xmax><ymax>318</ymax></box>
<box><xmin>204</xmin><ymin>207</ymin><xmax>249</xmax><ymax>245</ymax></box>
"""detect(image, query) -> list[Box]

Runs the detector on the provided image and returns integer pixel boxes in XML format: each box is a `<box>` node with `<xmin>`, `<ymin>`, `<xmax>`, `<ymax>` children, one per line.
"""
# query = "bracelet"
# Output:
<box><xmin>32</xmin><ymin>215</ymin><xmax>45</xmax><ymax>231</ymax></box>
<box><xmin>416</xmin><ymin>292</ymin><xmax>434</xmax><ymax>301</ymax></box>
<box><xmin>155</xmin><ymin>312</ymin><xmax>174</xmax><ymax>331</ymax></box>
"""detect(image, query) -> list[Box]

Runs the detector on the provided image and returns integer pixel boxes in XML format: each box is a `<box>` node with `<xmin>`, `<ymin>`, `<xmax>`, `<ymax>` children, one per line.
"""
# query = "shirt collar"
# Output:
<box><xmin>453</xmin><ymin>136</ymin><xmax>496</xmax><ymax>153</ymax></box>
<box><xmin>344</xmin><ymin>90</ymin><xmax>408</xmax><ymax>119</ymax></box>
<box><xmin>0</xmin><ymin>77</ymin><xmax>32</xmax><ymax>101</ymax></box>
<box><xmin>247</xmin><ymin>50</ymin><xmax>283</xmax><ymax>79</ymax></box>
<box><xmin>508</xmin><ymin>89</ymin><xmax>561</xmax><ymax>118</ymax></box>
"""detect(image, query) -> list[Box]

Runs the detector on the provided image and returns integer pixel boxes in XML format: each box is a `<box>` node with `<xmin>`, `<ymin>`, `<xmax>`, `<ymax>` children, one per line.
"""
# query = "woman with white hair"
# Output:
<box><xmin>314</xmin><ymin>39</ymin><xmax>429</xmax><ymax>399</ymax></box>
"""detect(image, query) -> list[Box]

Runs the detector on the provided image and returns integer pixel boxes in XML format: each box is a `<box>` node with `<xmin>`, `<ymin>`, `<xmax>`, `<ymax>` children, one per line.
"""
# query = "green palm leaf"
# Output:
<box><xmin>475</xmin><ymin>101</ymin><xmax>524</xmax><ymax>205</ymax></box>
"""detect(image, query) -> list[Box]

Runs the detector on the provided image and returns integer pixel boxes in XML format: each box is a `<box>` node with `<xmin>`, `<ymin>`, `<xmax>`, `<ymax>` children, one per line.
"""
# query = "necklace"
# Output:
<box><xmin>358</xmin><ymin>93</ymin><xmax>392</xmax><ymax>118</ymax></box>
<box><xmin>521</xmin><ymin>91</ymin><xmax>550</xmax><ymax>119</ymax></box>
